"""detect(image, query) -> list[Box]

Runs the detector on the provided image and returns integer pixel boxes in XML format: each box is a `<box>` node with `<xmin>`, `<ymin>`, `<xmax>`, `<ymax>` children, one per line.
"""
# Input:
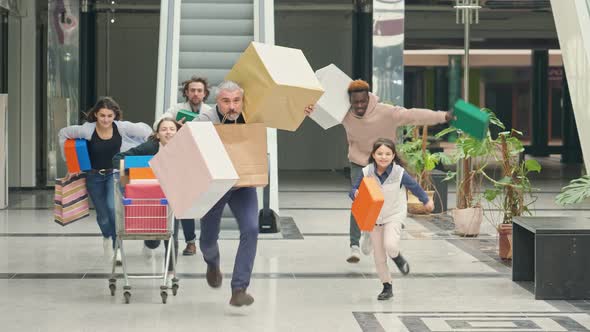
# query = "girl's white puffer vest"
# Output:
<box><xmin>362</xmin><ymin>163</ymin><xmax>407</xmax><ymax>225</ymax></box>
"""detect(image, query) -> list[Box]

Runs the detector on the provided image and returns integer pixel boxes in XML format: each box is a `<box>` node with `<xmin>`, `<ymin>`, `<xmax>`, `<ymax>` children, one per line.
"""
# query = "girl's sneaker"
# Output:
<box><xmin>392</xmin><ymin>253</ymin><xmax>410</xmax><ymax>275</ymax></box>
<box><xmin>346</xmin><ymin>245</ymin><xmax>361</xmax><ymax>263</ymax></box>
<box><xmin>360</xmin><ymin>232</ymin><xmax>372</xmax><ymax>255</ymax></box>
<box><xmin>116</xmin><ymin>249</ymin><xmax>122</xmax><ymax>265</ymax></box>
<box><xmin>103</xmin><ymin>237</ymin><xmax>113</xmax><ymax>258</ymax></box>
<box><xmin>166</xmin><ymin>272</ymin><xmax>175</xmax><ymax>288</ymax></box>
<box><xmin>377</xmin><ymin>282</ymin><xmax>393</xmax><ymax>300</ymax></box>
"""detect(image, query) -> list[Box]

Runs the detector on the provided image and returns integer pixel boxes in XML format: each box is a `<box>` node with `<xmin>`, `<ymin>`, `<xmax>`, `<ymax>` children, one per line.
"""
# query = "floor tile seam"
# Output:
<box><xmin>300</xmin><ymin>233</ymin><xmax>500</xmax><ymax>240</ymax></box>
<box><xmin>0</xmin><ymin>233</ymin><xmax>500</xmax><ymax>242</ymax></box>
<box><xmin>444</xmin><ymin>238</ymin><xmax>512</xmax><ymax>274</ymax></box>
<box><xmin>0</xmin><ymin>272</ymin><xmax>510</xmax><ymax>280</ymax></box>
<box><xmin>7</xmin><ymin>190</ymin><xmax>573</xmax><ymax>196</ymax></box>
<box><xmin>353</xmin><ymin>311</ymin><xmax>584</xmax><ymax>314</ymax></box>
<box><xmin>361</xmin><ymin>313</ymin><xmax>575</xmax><ymax>317</ymax></box>
<box><xmin>279</xmin><ymin>191</ymin><xmax>576</xmax><ymax>194</ymax></box>
<box><xmin>278</xmin><ymin>207</ymin><xmax>590</xmax><ymax>212</ymax></box>
<box><xmin>7</xmin><ymin>207</ymin><xmax>590</xmax><ymax>211</ymax></box>
<box><xmin>0</xmin><ymin>233</ymin><xmax>291</xmax><ymax>239</ymax></box>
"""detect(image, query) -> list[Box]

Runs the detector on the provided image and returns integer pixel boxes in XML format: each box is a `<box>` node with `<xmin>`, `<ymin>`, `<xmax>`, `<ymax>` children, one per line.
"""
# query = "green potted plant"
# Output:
<box><xmin>398</xmin><ymin>125</ymin><xmax>452</xmax><ymax>214</ymax></box>
<box><xmin>556</xmin><ymin>175</ymin><xmax>590</xmax><ymax>206</ymax></box>
<box><xmin>480</xmin><ymin>129</ymin><xmax>541</xmax><ymax>259</ymax></box>
<box><xmin>435</xmin><ymin>110</ymin><xmax>505</xmax><ymax>236</ymax></box>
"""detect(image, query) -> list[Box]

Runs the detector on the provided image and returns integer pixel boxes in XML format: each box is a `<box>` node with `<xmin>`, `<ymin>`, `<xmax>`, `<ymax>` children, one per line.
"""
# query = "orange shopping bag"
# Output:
<box><xmin>351</xmin><ymin>177</ymin><xmax>384</xmax><ymax>232</ymax></box>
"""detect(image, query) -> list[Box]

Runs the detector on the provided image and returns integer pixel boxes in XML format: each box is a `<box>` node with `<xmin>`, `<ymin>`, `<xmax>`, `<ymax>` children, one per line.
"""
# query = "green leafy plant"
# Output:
<box><xmin>481</xmin><ymin>129</ymin><xmax>541</xmax><ymax>224</ymax></box>
<box><xmin>555</xmin><ymin>175</ymin><xmax>590</xmax><ymax>206</ymax></box>
<box><xmin>398</xmin><ymin>126</ymin><xmax>453</xmax><ymax>191</ymax></box>
<box><xmin>435</xmin><ymin>110</ymin><xmax>501</xmax><ymax>209</ymax></box>
<box><xmin>435</xmin><ymin>109</ymin><xmax>541</xmax><ymax>223</ymax></box>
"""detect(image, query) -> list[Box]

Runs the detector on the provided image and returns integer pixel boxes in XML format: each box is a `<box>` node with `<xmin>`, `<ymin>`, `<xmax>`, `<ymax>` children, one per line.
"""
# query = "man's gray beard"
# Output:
<box><xmin>225</xmin><ymin>112</ymin><xmax>240</xmax><ymax>121</ymax></box>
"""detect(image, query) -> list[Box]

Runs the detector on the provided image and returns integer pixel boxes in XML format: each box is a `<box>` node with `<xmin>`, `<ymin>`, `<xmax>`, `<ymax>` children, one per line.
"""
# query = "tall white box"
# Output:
<box><xmin>310</xmin><ymin>64</ymin><xmax>352</xmax><ymax>130</ymax></box>
<box><xmin>150</xmin><ymin>122</ymin><xmax>238</xmax><ymax>218</ymax></box>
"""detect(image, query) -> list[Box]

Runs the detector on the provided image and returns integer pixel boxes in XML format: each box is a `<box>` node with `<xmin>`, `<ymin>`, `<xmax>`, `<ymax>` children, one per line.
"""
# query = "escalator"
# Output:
<box><xmin>155</xmin><ymin>0</ymin><xmax>280</xmax><ymax>232</ymax></box>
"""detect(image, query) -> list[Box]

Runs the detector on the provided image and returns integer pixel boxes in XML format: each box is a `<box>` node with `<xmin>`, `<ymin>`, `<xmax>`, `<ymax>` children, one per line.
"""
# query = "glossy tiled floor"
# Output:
<box><xmin>1</xmin><ymin>156</ymin><xmax>589</xmax><ymax>331</ymax></box>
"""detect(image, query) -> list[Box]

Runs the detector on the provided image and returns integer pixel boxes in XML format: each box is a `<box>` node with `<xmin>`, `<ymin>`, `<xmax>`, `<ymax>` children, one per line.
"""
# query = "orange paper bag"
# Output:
<box><xmin>351</xmin><ymin>177</ymin><xmax>384</xmax><ymax>231</ymax></box>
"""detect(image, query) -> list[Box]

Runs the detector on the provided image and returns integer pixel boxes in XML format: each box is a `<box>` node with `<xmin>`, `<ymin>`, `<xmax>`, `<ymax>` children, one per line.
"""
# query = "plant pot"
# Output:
<box><xmin>407</xmin><ymin>191</ymin><xmax>435</xmax><ymax>215</ymax></box>
<box><xmin>451</xmin><ymin>207</ymin><xmax>483</xmax><ymax>236</ymax></box>
<box><xmin>498</xmin><ymin>223</ymin><xmax>513</xmax><ymax>260</ymax></box>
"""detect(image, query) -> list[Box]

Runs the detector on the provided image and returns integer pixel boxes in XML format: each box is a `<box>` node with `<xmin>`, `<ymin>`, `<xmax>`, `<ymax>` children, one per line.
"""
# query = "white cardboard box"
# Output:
<box><xmin>310</xmin><ymin>64</ymin><xmax>352</xmax><ymax>129</ymax></box>
<box><xmin>149</xmin><ymin>122</ymin><xmax>238</xmax><ymax>219</ymax></box>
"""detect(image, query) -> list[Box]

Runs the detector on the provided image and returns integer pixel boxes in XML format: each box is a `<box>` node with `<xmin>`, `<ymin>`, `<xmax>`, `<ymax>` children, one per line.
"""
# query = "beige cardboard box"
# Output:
<box><xmin>226</xmin><ymin>42</ymin><xmax>324</xmax><ymax>131</ymax></box>
<box><xmin>215</xmin><ymin>123</ymin><xmax>268</xmax><ymax>187</ymax></box>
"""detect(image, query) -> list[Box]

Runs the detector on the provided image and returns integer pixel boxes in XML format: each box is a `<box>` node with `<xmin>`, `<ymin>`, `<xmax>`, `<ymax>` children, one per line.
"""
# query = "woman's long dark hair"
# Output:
<box><xmin>368</xmin><ymin>138</ymin><xmax>405</xmax><ymax>167</ymax></box>
<box><xmin>149</xmin><ymin>118</ymin><xmax>181</xmax><ymax>141</ymax></box>
<box><xmin>85</xmin><ymin>97</ymin><xmax>122</xmax><ymax>122</ymax></box>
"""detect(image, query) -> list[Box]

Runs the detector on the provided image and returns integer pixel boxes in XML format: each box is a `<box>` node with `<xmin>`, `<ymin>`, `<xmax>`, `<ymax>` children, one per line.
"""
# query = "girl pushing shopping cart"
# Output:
<box><xmin>109</xmin><ymin>118</ymin><xmax>182</xmax><ymax>304</ymax></box>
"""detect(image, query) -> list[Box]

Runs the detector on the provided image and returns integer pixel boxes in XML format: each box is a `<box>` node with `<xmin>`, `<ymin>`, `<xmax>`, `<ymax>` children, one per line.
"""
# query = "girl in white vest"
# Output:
<box><xmin>351</xmin><ymin>138</ymin><xmax>434</xmax><ymax>300</ymax></box>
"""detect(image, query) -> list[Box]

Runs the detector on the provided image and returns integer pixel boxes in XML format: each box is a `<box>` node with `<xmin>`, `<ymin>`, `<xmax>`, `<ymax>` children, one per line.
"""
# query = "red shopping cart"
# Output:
<box><xmin>108</xmin><ymin>160</ymin><xmax>179</xmax><ymax>304</ymax></box>
<box><xmin>122</xmin><ymin>198</ymin><xmax>168</xmax><ymax>234</ymax></box>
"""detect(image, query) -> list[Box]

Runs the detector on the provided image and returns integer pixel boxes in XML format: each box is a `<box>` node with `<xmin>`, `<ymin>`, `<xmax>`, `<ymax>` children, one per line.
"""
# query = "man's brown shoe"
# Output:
<box><xmin>182</xmin><ymin>243</ymin><xmax>196</xmax><ymax>256</ymax></box>
<box><xmin>229</xmin><ymin>289</ymin><xmax>254</xmax><ymax>307</ymax></box>
<box><xmin>206</xmin><ymin>265</ymin><xmax>222</xmax><ymax>288</ymax></box>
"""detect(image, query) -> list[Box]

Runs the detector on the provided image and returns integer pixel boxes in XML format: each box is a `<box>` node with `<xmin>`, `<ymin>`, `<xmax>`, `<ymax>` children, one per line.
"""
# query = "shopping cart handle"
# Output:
<box><xmin>122</xmin><ymin>198</ymin><xmax>167</xmax><ymax>205</ymax></box>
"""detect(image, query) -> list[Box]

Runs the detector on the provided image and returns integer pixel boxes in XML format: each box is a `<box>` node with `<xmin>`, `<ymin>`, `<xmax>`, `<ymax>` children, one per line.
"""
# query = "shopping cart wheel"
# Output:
<box><xmin>123</xmin><ymin>291</ymin><xmax>131</xmax><ymax>304</ymax></box>
<box><xmin>109</xmin><ymin>283</ymin><xmax>116</xmax><ymax>296</ymax></box>
<box><xmin>160</xmin><ymin>291</ymin><xmax>168</xmax><ymax>304</ymax></box>
<box><xmin>172</xmin><ymin>283</ymin><xmax>179</xmax><ymax>296</ymax></box>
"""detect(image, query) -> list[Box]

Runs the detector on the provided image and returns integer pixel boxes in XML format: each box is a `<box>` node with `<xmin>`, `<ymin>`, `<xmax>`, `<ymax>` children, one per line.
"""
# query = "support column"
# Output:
<box><xmin>0</xmin><ymin>93</ymin><xmax>5</xmax><ymax>207</ymax></box>
<box><xmin>561</xmin><ymin>70</ymin><xmax>583</xmax><ymax>163</ymax></box>
<box><xmin>425</xmin><ymin>68</ymin><xmax>435</xmax><ymax>109</ymax></box>
<box><xmin>448</xmin><ymin>55</ymin><xmax>461</xmax><ymax>142</ymax></box>
<box><xmin>468</xmin><ymin>68</ymin><xmax>480</xmax><ymax>105</ymax></box>
<box><xmin>80</xmin><ymin>0</ymin><xmax>96</xmax><ymax>115</ymax></box>
<box><xmin>0</xmin><ymin>9</ymin><xmax>7</xmax><ymax>93</ymax></box>
<box><xmin>257</xmin><ymin>0</ymin><xmax>280</xmax><ymax>232</ymax></box>
<box><xmin>531</xmin><ymin>49</ymin><xmax>549</xmax><ymax>156</ymax></box>
<box><xmin>352</xmin><ymin>0</ymin><xmax>372</xmax><ymax>84</ymax></box>
<box><xmin>0</xmin><ymin>10</ymin><xmax>6</xmax><ymax>204</ymax></box>
<box><xmin>434</xmin><ymin>67</ymin><xmax>448</xmax><ymax>111</ymax></box>
<box><xmin>8</xmin><ymin>0</ymin><xmax>36</xmax><ymax>187</ymax></box>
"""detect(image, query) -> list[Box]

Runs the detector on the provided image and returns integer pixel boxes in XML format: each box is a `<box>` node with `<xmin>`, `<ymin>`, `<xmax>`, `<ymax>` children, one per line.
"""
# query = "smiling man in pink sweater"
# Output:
<box><xmin>343</xmin><ymin>79</ymin><xmax>452</xmax><ymax>263</ymax></box>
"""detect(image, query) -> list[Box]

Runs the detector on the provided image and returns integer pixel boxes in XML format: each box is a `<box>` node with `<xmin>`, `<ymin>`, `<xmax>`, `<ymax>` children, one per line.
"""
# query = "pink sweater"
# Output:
<box><xmin>342</xmin><ymin>94</ymin><xmax>447</xmax><ymax>166</ymax></box>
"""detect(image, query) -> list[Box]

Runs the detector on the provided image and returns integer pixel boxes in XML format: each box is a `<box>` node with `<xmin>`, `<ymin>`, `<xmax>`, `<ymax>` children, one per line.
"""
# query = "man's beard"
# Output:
<box><xmin>225</xmin><ymin>111</ymin><xmax>240</xmax><ymax>121</ymax></box>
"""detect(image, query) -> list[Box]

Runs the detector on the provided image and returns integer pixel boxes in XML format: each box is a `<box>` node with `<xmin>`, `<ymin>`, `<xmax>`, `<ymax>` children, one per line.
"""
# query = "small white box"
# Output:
<box><xmin>310</xmin><ymin>64</ymin><xmax>352</xmax><ymax>129</ymax></box>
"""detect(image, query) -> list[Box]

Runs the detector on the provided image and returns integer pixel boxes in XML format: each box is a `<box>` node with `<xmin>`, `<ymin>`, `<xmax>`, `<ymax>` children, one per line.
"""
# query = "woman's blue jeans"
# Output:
<box><xmin>86</xmin><ymin>172</ymin><xmax>116</xmax><ymax>248</ymax></box>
